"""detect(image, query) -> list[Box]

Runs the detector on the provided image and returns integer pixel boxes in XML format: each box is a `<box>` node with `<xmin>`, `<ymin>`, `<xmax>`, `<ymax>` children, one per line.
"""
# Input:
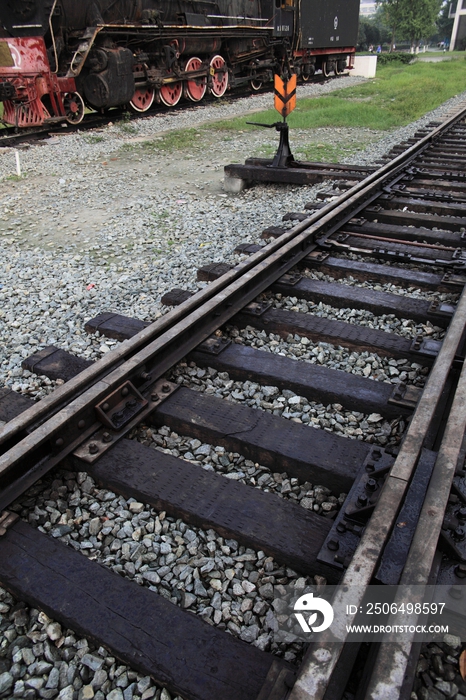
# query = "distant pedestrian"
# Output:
<box><xmin>376</xmin><ymin>44</ymin><xmax>381</xmax><ymax>53</ymax></box>
<box><xmin>369</xmin><ymin>44</ymin><xmax>374</xmax><ymax>52</ymax></box>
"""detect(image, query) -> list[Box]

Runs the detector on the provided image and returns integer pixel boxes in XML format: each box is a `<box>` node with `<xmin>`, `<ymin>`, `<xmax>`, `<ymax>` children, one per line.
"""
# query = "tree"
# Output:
<box><xmin>378</xmin><ymin>0</ymin><xmax>442</xmax><ymax>49</ymax></box>
<box><xmin>377</xmin><ymin>0</ymin><xmax>406</xmax><ymax>50</ymax></box>
<box><xmin>358</xmin><ymin>18</ymin><xmax>382</xmax><ymax>50</ymax></box>
<box><xmin>399</xmin><ymin>0</ymin><xmax>443</xmax><ymax>48</ymax></box>
<box><xmin>435</xmin><ymin>1</ymin><xmax>454</xmax><ymax>45</ymax></box>
<box><xmin>358</xmin><ymin>13</ymin><xmax>390</xmax><ymax>50</ymax></box>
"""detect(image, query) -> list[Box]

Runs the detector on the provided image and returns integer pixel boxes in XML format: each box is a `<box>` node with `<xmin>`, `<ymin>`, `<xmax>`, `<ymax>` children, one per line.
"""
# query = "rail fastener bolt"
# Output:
<box><xmin>102</xmin><ymin>432</ymin><xmax>113</xmax><ymax>443</ymax></box>
<box><xmin>449</xmin><ymin>585</ymin><xmax>463</xmax><ymax>600</ymax></box>
<box><xmin>455</xmin><ymin>564</ymin><xmax>466</xmax><ymax>578</ymax></box>
<box><xmin>457</xmin><ymin>507</ymin><xmax>466</xmax><ymax>521</ymax></box>
<box><xmin>327</xmin><ymin>538</ymin><xmax>339</xmax><ymax>551</ymax></box>
<box><xmin>89</xmin><ymin>442</ymin><xmax>99</xmax><ymax>455</ymax></box>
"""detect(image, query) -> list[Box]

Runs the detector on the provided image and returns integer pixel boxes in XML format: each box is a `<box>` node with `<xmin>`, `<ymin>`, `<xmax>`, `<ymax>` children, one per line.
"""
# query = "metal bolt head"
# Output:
<box><xmin>102</xmin><ymin>403</ymin><xmax>110</xmax><ymax>412</ymax></box>
<box><xmin>357</xmin><ymin>494</ymin><xmax>368</xmax><ymax>507</ymax></box>
<box><xmin>78</xmin><ymin>419</ymin><xmax>85</xmax><ymax>429</ymax></box>
<box><xmin>151</xmin><ymin>393</ymin><xmax>159</xmax><ymax>402</ymax></box>
<box><xmin>453</xmin><ymin>526</ymin><xmax>466</xmax><ymax>541</ymax></box>
<box><xmin>102</xmin><ymin>432</ymin><xmax>113</xmax><ymax>443</ymax></box>
<box><xmin>455</xmin><ymin>564</ymin><xmax>466</xmax><ymax>579</ymax></box>
<box><xmin>161</xmin><ymin>383</ymin><xmax>171</xmax><ymax>393</ymax></box>
<box><xmin>121</xmin><ymin>387</ymin><xmax>129</xmax><ymax>397</ymax></box>
<box><xmin>449</xmin><ymin>585</ymin><xmax>463</xmax><ymax>600</ymax></box>
<box><xmin>327</xmin><ymin>538</ymin><xmax>339</xmax><ymax>551</ymax></box>
<box><xmin>457</xmin><ymin>507</ymin><xmax>466</xmax><ymax>521</ymax></box>
<box><xmin>366</xmin><ymin>478</ymin><xmax>377</xmax><ymax>492</ymax></box>
<box><xmin>55</xmin><ymin>437</ymin><xmax>64</xmax><ymax>447</ymax></box>
<box><xmin>89</xmin><ymin>442</ymin><xmax>99</xmax><ymax>454</ymax></box>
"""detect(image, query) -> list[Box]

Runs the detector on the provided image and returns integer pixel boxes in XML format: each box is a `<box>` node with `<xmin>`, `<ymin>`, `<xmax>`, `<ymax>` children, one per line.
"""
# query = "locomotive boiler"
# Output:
<box><xmin>0</xmin><ymin>0</ymin><xmax>359</xmax><ymax>127</ymax></box>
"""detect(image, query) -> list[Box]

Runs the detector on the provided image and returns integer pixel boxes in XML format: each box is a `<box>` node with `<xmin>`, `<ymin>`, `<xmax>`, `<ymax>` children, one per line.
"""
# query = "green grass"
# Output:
<box><xmin>83</xmin><ymin>135</ymin><xmax>105</xmax><ymax>144</ymax></box>
<box><xmin>121</xmin><ymin>127</ymin><xmax>202</xmax><ymax>153</ymax></box>
<box><xmin>295</xmin><ymin>142</ymin><xmax>365</xmax><ymax>161</ymax></box>
<box><xmin>119</xmin><ymin>122</ymin><xmax>138</xmax><ymax>135</ymax></box>
<box><xmin>256</xmin><ymin>142</ymin><xmax>358</xmax><ymax>161</ymax></box>
<box><xmin>208</xmin><ymin>57</ymin><xmax>466</xmax><ymax>133</ymax></box>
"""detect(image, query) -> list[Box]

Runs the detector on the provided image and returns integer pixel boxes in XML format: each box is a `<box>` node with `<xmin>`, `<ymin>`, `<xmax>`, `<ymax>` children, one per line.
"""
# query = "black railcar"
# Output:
<box><xmin>0</xmin><ymin>0</ymin><xmax>359</xmax><ymax>126</ymax></box>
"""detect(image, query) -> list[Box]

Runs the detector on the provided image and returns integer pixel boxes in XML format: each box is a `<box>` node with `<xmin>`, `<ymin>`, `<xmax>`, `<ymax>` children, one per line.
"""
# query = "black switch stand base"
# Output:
<box><xmin>271</xmin><ymin>120</ymin><xmax>294</xmax><ymax>168</ymax></box>
<box><xmin>246</xmin><ymin>119</ymin><xmax>295</xmax><ymax>168</ymax></box>
<box><xmin>224</xmin><ymin>117</ymin><xmax>374</xmax><ymax>190</ymax></box>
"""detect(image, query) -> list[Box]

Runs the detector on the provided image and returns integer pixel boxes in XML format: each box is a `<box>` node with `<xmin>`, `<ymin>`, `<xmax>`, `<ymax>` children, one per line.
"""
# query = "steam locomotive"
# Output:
<box><xmin>0</xmin><ymin>0</ymin><xmax>359</xmax><ymax>128</ymax></box>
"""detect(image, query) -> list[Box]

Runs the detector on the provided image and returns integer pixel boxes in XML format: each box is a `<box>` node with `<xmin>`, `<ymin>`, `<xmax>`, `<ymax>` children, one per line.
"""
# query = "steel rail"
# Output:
<box><xmin>2</xmin><ymin>105</ymin><xmax>464</xmax><ymax>451</ymax></box>
<box><xmin>1</xmin><ymin>106</ymin><xmax>465</xmax><ymax>512</ymax></box>
<box><xmin>363</xmin><ymin>338</ymin><xmax>466</xmax><ymax>698</ymax></box>
<box><xmin>287</xmin><ymin>284</ymin><xmax>466</xmax><ymax>700</ymax></box>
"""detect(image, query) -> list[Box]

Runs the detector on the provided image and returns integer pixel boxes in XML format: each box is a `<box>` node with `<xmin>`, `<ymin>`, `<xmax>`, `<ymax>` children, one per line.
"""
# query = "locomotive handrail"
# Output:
<box><xmin>67</xmin><ymin>26</ymin><xmax>102</xmax><ymax>77</ymax></box>
<box><xmin>48</xmin><ymin>0</ymin><xmax>59</xmax><ymax>74</ymax></box>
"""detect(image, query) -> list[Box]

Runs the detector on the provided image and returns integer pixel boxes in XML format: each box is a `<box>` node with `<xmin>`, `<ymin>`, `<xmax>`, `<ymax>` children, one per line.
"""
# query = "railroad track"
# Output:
<box><xmin>1</xmin><ymin>103</ymin><xmax>466</xmax><ymax>700</ymax></box>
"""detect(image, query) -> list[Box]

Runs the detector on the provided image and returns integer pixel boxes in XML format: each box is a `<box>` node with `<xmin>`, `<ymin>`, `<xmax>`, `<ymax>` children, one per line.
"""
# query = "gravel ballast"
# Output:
<box><xmin>2</xmin><ymin>78</ymin><xmax>466</xmax><ymax>699</ymax></box>
<box><xmin>1</xmin><ymin>78</ymin><xmax>465</xmax><ymax>397</ymax></box>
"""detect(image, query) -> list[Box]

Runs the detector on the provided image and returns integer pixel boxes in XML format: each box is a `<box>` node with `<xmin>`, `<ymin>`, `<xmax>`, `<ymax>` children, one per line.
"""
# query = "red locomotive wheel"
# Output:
<box><xmin>209</xmin><ymin>55</ymin><xmax>228</xmax><ymax>98</ymax></box>
<box><xmin>159</xmin><ymin>81</ymin><xmax>182</xmax><ymax>107</ymax></box>
<box><xmin>184</xmin><ymin>57</ymin><xmax>207</xmax><ymax>102</ymax></box>
<box><xmin>63</xmin><ymin>92</ymin><xmax>85</xmax><ymax>124</ymax></box>
<box><xmin>129</xmin><ymin>86</ymin><xmax>155</xmax><ymax>112</ymax></box>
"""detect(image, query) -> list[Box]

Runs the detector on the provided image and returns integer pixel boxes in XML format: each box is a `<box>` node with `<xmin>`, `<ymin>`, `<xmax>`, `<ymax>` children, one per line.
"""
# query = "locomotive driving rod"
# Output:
<box><xmin>1</xmin><ymin>106</ymin><xmax>466</xmax><ymax>513</ymax></box>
